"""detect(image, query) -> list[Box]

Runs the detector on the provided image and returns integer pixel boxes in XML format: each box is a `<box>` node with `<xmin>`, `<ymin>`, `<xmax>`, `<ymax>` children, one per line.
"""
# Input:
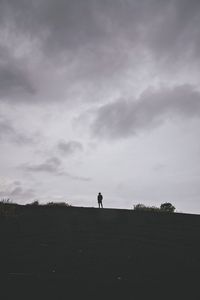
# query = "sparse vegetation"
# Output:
<box><xmin>0</xmin><ymin>200</ymin><xmax>17</xmax><ymax>217</ymax></box>
<box><xmin>25</xmin><ymin>200</ymin><xmax>71</xmax><ymax>207</ymax></box>
<box><xmin>45</xmin><ymin>201</ymin><xmax>71</xmax><ymax>207</ymax></box>
<box><xmin>160</xmin><ymin>202</ymin><xmax>176</xmax><ymax>213</ymax></box>
<box><xmin>133</xmin><ymin>204</ymin><xmax>161</xmax><ymax>212</ymax></box>
<box><xmin>133</xmin><ymin>202</ymin><xmax>176</xmax><ymax>213</ymax></box>
<box><xmin>27</xmin><ymin>200</ymin><xmax>39</xmax><ymax>206</ymax></box>
<box><xmin>0</xmin><ymin>198</ymin><xmax>11</xmax><ymax>204</ymax></box>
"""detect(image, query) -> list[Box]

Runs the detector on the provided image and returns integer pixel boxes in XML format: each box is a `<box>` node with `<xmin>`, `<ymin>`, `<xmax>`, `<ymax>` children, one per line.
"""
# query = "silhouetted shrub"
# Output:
<box><xmin>160</xmin><ymin>202</ymin><xmax>175</xmax><ymax>213</ymax></box>
<box><xmin>133</xmin><ymin>204</ymin><xmax>160</xmax><ymax>212</ymax></box>
<box><xmin>46</xmin><ymin>202</ymin><xmax>71</xmax><ymax>207</ymax></box>
<box><xmin>133</xmin><ymin>202</ymin><xmax>176</xmax><ymax>213</ymax></box>
<box><xmin>28</xmin><ymin>200</ymin><xmax>39</xmax><ymax>206</ymax></box>
<box><xmin>133</xmin><ymin>203</ymin><xmax>176</xmax><ymax>213</ymax></box>
<box><xmin>0</xmin><ymin>198</ymin><xmax>11</xmax><ymax>204</ymax></box>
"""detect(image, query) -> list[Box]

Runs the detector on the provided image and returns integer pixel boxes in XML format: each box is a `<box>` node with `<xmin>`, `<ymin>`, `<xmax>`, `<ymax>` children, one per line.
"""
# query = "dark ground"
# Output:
<box><xmin>0</xmin><ymin>205</ymin><xmax>200</xmax><ymax>299</ymax></box>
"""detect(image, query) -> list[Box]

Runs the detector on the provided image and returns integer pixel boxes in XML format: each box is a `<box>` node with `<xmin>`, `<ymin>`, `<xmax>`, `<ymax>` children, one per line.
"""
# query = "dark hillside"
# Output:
<box><xmin>1</xmin><ymin>205</ymin><xmax>200</xmax><ymax>299</ymax></box>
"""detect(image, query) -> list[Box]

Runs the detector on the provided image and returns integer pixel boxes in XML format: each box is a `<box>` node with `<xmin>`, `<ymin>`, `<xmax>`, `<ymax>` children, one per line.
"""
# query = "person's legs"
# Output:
<box><xmin>101</xmin><ymin>202</ymin><xmax>103</xmax><ymax>208</ymax></box>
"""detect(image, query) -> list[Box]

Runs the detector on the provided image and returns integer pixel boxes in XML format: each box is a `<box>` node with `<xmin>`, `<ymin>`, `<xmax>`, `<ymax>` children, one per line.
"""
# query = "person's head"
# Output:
<box><xmin>98</xmin><ymin>192</ymin><xmax>101</xmax><ymax>195</ymax></box>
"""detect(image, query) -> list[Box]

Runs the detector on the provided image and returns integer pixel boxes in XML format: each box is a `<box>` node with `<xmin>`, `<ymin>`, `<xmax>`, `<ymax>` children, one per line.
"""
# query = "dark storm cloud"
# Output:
<box><xmin>0</xmin><ymin>46</ymin><xmax>35</xmax><ymax>99</ymax></box>
<box><xmin>138</xmin><ymin>0</ymin><xmax>200</xmax><ymax>66</ymax></box>
<box><xmin>0</xmin><ymin>115</ymin><xmax>35</xmax><ymax>144</ymax></box>
<box><xmin>0</xmin><ymin>0</ymin><xmax>108</xmax><ymax>52</ymax></box>
<box><xmin>57</xmin><ymin>140</ymin><xmax>83</xmax><ymax>155</ymax></box>
<box><xmin>91</xmin><ymin>85</ymin><xmax>200</xmax><ymax>139</ymax></box>
<box><xmin>4</xmin><ymin>0</ymin><xmax>198</xmax><ymax>60</ymax></box>
<box><xmin>0</xmin><ymin>62</ymin><xmax>35</xmax><ymax>97</ymax></box>
<box><xmin>0</xmin><ymin>0</ymin><xmax>199</xmax><ymax>93</ymax></box>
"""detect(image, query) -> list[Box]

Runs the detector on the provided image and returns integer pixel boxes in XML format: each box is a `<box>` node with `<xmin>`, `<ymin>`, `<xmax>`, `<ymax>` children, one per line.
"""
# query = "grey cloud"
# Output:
<box><xmin>91</xmin><ymin>85</ymin><xmax>200</xmax><ymax>139</ymax></box>
<box><xmin>57</xmin><ymin>140</ymin><xmax>83</xmax><ymax>155</ymax></box>
<box><xmin>23</xmin><ymin>157</ymin><xmax>62</xmax><ymax>175</ymax></box>
<box><xmin>9</xmin><ymin>186</ymin><xmax>35</xmax><ymax>199</ymax></box>
<box><xmin>0</xmin><ymin>63</ymin><xmax>35</xmax><ymax>97</ymax></box>
<box><xmin>153</xmin><ymin>163</ymin><xmax>166</xmax><ymax>172</ymax></box>
<box><xmin>0</xmin><ymin>46</ymin><xmax>35</xmax><ymax>99</ymax></box>
<box><xmin>0</xmin><ymin>116</ymin><xmax>35</xmax><ymax>145</ymax></box>
<box><xmin>0</xmin><ymin>180</ymin><xmax>35</xmax><ymax>202</ymax></box>
<box><xmin>67</xmin><ymin>174</ymin><xmax>91</xmax><ymax>182</ymax></box>
<box><xmin>22</xmin><ymin>156</ymin><xmax>91</xmax><ymax>181</ymax></box>
<box><xmin>0</xmin><ymin>119</ymin><xmax>15</xmax><ymax>138</ymax></box>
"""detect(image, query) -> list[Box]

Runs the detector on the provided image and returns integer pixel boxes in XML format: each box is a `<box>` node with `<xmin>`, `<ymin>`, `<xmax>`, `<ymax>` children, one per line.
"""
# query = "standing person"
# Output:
<box><xmin>97</xmin><ymin>192</ymin><xmax>103</xmax><ymax>208</ymax></box>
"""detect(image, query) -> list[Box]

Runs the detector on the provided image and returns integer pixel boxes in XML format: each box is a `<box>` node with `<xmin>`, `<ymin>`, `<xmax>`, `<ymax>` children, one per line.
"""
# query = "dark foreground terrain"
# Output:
<box><xmin>1</xmin><ymin>205</ymin><xmax>200</xmax><ymax>299</ymax></box>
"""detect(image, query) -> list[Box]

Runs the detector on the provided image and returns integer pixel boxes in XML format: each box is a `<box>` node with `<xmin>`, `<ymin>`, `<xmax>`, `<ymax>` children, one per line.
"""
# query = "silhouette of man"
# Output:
<box><xmin>97</xmin><ymin>192</ymin><xmax>103</xmax><ymax>208</ymax></box>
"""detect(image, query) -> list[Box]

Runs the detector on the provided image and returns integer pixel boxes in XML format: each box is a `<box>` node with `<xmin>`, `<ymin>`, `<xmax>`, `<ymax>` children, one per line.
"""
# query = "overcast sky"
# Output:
<box><xmin>0</xmin><ymin>0</ymin><xmax>200</xmax><ymax>213</ymax></box>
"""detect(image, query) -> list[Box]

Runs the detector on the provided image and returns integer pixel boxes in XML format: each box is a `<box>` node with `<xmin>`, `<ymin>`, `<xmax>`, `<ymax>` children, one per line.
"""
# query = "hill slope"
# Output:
<box><xmin>1</xmin><ymin>205</ymin><xmax>200</xmax><ymax>299</ymax></box>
